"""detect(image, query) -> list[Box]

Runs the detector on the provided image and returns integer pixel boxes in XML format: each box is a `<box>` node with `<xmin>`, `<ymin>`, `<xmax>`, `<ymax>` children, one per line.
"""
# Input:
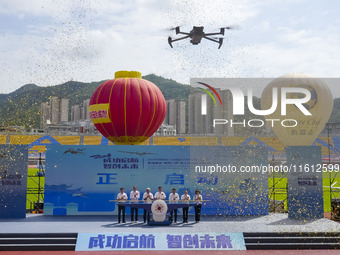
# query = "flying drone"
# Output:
<box><xmin>168</xmin><ymin>26</ymin><xmax>236</xmax><ymax>49</ymax></box>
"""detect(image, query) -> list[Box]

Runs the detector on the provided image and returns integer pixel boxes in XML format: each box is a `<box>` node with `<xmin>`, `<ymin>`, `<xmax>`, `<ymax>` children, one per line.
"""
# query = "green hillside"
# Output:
<box><xmin>1</xmin><ymin>75</ymin><xmax>340</xmax><ymax>129</ymax></box>
<box><xmin>0</xmin><ymin>74</ymin><xmax>193</xmax><ymax>128</ymax></box>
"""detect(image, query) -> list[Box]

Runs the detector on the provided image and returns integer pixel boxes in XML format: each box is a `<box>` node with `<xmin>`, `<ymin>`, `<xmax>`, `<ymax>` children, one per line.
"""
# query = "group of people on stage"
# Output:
<box><xmin>116</xmin><ymin>186</ymin><xmax>203</xmax><ymax>224</ymax></box>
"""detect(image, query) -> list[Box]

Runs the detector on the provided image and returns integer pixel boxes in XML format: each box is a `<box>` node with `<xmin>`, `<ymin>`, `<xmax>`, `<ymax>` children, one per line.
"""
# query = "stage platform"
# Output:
<box><xmin>0</xmin><ymin>213</ymin><xmax>339</xmax><ymax>234</ymax></box>
<box><xmin>0</xmin><ymin>213</ymin><xmax>339</xmax><ymax>251</ymax></box>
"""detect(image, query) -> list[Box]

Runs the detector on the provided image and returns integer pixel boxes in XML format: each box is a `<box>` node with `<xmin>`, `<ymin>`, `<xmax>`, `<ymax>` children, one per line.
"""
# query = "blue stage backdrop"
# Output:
<box><xmin>44</xmin><ymin>145</ymin><xmax>268</xmax><ymax>216</ymax></box>
<box><xmin>0</xmin><ymin>145</ymin><xmax>28</xmax><ymax>218</ymax></box>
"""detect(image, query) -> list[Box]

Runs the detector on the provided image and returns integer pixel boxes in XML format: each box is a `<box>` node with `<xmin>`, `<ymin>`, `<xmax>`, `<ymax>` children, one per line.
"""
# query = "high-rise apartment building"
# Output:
<box><xmin>71</xmin><ymin>105</ymin><xmax>81</xmax><ymax>122</ymax></box>
<box><xmin>188</xmin><ymin>89</ymin><xmax>234</xmax><ymax>136</ymax></box>
<box><xmin>40</xmin><ymin>97</ymin><xmax>69</xmax><ymax>128</ymax></box>
<box><xmin>82</xmin><ymin>99</ymin><xmax>90</xmax><ymax>120</ymax></box>
<box><xmin>59</xmin><ymin>98</ymin><xmax>69</xmax><ymax>123</ymax></box>
<box><xmin>40</xmin><ymin>102</ymin><xmax>50</xmax><ymax>129</ymax></box>
<box><xmin>164</xmin><ymin>99</ymin><xmax>186</xmax><ymax>134</ymax></box>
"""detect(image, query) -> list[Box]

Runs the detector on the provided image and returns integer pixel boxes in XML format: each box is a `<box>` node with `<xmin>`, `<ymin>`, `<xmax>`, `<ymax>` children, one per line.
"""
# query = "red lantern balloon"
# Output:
<box><xmin>89</xmin><ymin>71</ymin><xmax>166</xmax><ymax>145</ymax></box>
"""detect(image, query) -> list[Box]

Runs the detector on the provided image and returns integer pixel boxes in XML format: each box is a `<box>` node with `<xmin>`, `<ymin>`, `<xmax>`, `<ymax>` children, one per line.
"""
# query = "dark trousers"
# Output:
<box><xmin>170</xmin><ymin>209</ymin><xmax>177</xmax><ymax>222</ymax></box>
<box><xmin>143</xmin><ymin>210</ymin><xmax>150</xmax><ymax>222</ymax></box>
<box><xmin>131</xmin><ymin>207</ymin><xmax>138</xmax><ymax>221</ymax></box>
<box><xmin>195</xmin><ymin>204</ymin><xmax>202</xmax><ymax>222</ymax></box>
<box><xmin>118</xmin><ymin>205</ymin><xmax>125</xmax><ymax>223</ymax></box>
<box><xmin>182</xmin><ymin>207</ymin><xmax>189</xmax><ymax>222</ymax></box>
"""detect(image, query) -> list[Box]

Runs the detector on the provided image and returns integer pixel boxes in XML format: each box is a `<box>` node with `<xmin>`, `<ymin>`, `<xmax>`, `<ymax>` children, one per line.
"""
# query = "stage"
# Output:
<box><xmin>0</xmin><ymin>213</ymin><xmax>339</xmax><ymax>251</ymax></box>
<box><xmin>1</xmin><ymin>145</ymin><xmax>340</xmax><ymax>251</ymax></box>
<box><xmin>0</xmin><ymin>213</ymin><xmax>339</xmax><ymax>234</ymax></box>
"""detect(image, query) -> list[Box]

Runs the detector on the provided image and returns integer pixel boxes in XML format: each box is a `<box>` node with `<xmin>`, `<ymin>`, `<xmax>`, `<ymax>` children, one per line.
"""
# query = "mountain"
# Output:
<box><xmin>0</xmin><ymin>94</ymin><xmax>6</xmax><ymax>105</ymax></box>
<box><xmin>1</xmin><ymin>74</ymin><xmax>340</xmax><ymax>129</ymax></box>
<box><xmin>0</xmin><ymin>74</ymin><xmax>194</xmax><ymax>128</ymax></box>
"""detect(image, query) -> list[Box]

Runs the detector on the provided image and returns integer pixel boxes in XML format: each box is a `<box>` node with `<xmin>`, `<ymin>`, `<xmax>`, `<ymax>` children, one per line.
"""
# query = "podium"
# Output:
<box><xmin>116</xmin><ymin>202</ymin><xmax>197</xmax><ymax>225</ymax></box>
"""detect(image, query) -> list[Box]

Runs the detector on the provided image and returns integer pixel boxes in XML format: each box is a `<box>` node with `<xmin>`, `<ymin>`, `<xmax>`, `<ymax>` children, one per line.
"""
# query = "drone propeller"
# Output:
<box><xmin>164</xmin><ymin>26</ymin><xmax>182</xmax><ymax>35</ymax></box>
<box><xmin>222</xmin><ymin>25</ymin><xmax>240</xmax><ymax>30</ymax></box>
<box><xmin>211</xmin><ymin>36</ymin><xmax>227</xmax><ymax>40</ymax></box>
<box><xmin>218</xmin><ymin>25</ymin><xmax>239</xmax><ymax>36</ymax></box>
<box><xmin>164</xmin><ymin>26</ymin><xmax>181</xmax><ymax>31</ymax></box>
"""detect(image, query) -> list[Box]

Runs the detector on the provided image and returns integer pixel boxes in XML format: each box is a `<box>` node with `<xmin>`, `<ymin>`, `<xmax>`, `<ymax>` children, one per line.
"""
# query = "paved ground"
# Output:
<box><xmin>0</xmin><ymin>213</ymin><xmax>339</xmax><ymax>233</ymax></box>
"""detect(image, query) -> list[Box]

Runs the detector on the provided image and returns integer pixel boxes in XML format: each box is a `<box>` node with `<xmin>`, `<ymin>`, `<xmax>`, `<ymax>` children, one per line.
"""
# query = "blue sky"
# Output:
<box><xmin>0</xmin><ymin>0</ymin><xmax>339</xmax><ymax>95</ymax></box>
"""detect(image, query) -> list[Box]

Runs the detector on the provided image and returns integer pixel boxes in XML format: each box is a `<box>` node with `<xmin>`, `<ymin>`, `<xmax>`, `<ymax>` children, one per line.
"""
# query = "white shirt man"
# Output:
<box><xmin>130</xmin><ymin>187</ymin><xmax>140</xmax><ymax>203</ymax></box>
<box><xmin>143</xmin><ymin>188</ymin><xmax>153</xmax><ymax>223</ymax></box>
<box><xmin>154</xmin><ymin>186</ymin><xmax>166</xmax><ymax>200</ymax></box>
<box><xmin>181</xmin><ymin>190</ymin><xmax>190</xmax><ymax>223</ymax></box>
<box><xmin>117</xmin><ymin>188</ymin><xmax>127</xmax><ymax>223</ymax></box>
<box><xmin>117</xmin><ymin>191</ymin><xmax>127</xmax><ymax>203</ymax></box>
<box><xmin>169</xmin><ymin>190</ymin><xmax>179</xmax><ymax>203</ymax></box>
<box><xmin>130</xmin><ymin>186</ymin><xmax>140</xmax><ymax>223</ymax></box>
<box><xmin>181</xmin><ymin>192</ymin><xmax>191</xmax><ymax>203</ymax></box>
<box><xmin>169</xmin><ymin>188</ymin><xmax>179</xmax><ymax>223</ymax></box>
<box><xmin>143</xmin><ymin>189</ymin><xmax>154</xmax><ymax>204</ymax></box>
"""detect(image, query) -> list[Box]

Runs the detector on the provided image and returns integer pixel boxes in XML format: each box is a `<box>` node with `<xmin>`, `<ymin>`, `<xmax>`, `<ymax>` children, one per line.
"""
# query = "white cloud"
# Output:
<box><xmin>0</xmin><ymin>0</ymin><xmax>340</xmax><ymax>97</ymax></box>
<box><xmin>0</xmin><ymin>0</ymin><xmax>73</xmax><ymax>19</ymax></box>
